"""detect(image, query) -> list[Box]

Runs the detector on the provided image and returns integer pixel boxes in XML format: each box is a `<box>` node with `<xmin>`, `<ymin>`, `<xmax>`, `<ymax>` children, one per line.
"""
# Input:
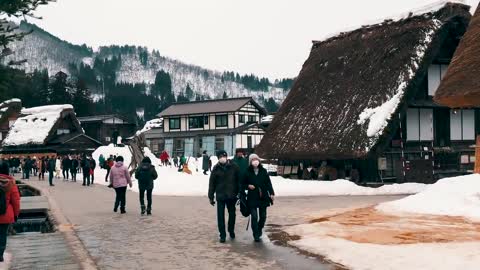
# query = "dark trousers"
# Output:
<box><xmin>62</xmin><ymin>168</ymin><xmax>69</xmax><ymax>179</ymax></box>
<box><xmin>250</xmin><ymin>205</ymin><xmax>267</xmax><ymax>238</ymax></box>
<box><xmin>105</xmin><ymin>167</ymin><xmax>111</xmax><ymax>182</ymax></box>
<box><xmin>91</xmin><ymin>171</ymin><xmax>94</xmax><ymax>184</ymax></box>
<box><xmin>216</xmin><ymin>198</ymin><xmax>237</xmax><ymax>239</ymax></box>
<box><xmin>114</xmin><ymin>187</ymin><xmax>127</xmax><ymax>211</ymax></box>
<box><xmin>70</xmin><ymin>169</ymin><xmax>77</xmax><ymax>181</ymax></box>
<box><xmin>48</xmin><ymin>171</ymin><xmax>54</xmax><ymax>186</ymax></box>
<box><xmin>25</xmin><ymin>169</ymin><xmax>30</xmax><ymax>179</ymax></box>
<box><xmin>0</xmin><ymin>224</ymin><xmax>9</xmax><ymax>258</ymax></box>
<box><xmin>139</xmin><ymin>189</ymin><xmax>153</xmax><ymax>209</ymax></box>
<box><xmin>83</xmin><ymin>173</ymin><xmax>90</xmax><ymax>186</ymax></box>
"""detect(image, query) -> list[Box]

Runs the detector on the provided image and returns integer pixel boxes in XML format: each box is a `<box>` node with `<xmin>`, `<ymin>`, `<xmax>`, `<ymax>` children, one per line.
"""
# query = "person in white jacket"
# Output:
<box><xmin>55</xmin><ymin>157</ymin><xmax>61</xmax><ymax>178</ymax></box>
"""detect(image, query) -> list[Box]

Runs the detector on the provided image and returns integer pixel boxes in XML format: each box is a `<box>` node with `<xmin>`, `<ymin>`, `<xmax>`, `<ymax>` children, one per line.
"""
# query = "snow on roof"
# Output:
<box><xmin>0</xmin><ymin>98</ymin><xmax>21</xmax><ymax>108</ymax></box>
<box><xmin>2</xmin><ymin>104</ymin><xmax>73</xmax><ymax>146</ymax></box>
<box><xmin>261</xmin><ymin>115</ymin><xmax>274</xmax><ymax>123</ymax></box>
<box><xmin>136</xmin><ymin>118</ymin><xmax>163</xmax><ymax>136</ymax></box>
<box><xmin>317</xmin><ymin>0</ymin><xmax>467</xmax><ymax>43</ymax></box>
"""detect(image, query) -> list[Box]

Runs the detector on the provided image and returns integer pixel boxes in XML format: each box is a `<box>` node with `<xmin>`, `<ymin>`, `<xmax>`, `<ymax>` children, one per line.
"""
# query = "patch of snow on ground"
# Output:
<box><xmin>3</xmin><ymin>104</ymin><xmax>73</xmax><ymax>146</ymax></box>
<box><xmin>91</xmin><ymin>146</ymin><xmax>426</xmax><ymax>197</ymax></box>
<box><xmin>377</xmin><ymin>174</ymin><xmax>480</xmax><ymax>221</ymax></box>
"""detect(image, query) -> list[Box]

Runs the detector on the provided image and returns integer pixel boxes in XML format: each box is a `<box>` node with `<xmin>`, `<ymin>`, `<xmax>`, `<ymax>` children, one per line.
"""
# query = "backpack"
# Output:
<box><xmin>0</xmin><ymin>188</ymin><xmax>6</xmax><ymax>215</ymax></box>
<box><xmin>136</xmin><ymin>166</ymin><xmax>151</xmax><ymax>183</ymax></box>
<box><xmin>239</xmin><ymin>192</ymin><xmax>250</xmax><ymax>217</ymax></box>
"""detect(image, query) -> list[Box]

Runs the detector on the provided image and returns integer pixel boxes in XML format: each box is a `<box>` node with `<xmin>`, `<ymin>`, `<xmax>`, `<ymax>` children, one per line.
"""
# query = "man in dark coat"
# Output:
<box><xmin>80</xmin><ymin>155</ymin><xmax>91</xmax><ymax>186</ymax></box>
<box><xmin>135</xmin><ymin>157</ymin><xmax>158</xmax><ymax>215</ymax></box>
<box><xmin>243</xmin><ymin>154</ymin><xmax>275</xmax><ymax>242</ymax></box>
<box><xmin>208</xmin><ymin>150</ymin><xmax>240</xmax><ymax>243</ymax></box>
<box><xmin>0</xmin><ymin>159</ymin><xmax>9</xmax><ymax>175</ymax></box>
<box><xmin>47</xmin><ymin>157</ymin><xmax>56</xmax><ymax>186</ymax></box>
<box><xmin>24</xmin><ymin>157</ymin><xmax>32</xmax><ymax>180</ymax></box>
<box><xmin>232</xmin><ymin>149</ymin><xmax>248</xmax><ymax>180</ymax></box>
<box><xmin>89</xmin><ymin>158</ymin><xmax>96</xmax><ymax>184</ymax></box>
<box><xmin>62</xmin><ymin>156</ymin><xmax>71</xmax><ymax>180</ymax></box>
<box><xmin>202</xmin><ymin>150</ymin><xmax>210</xmax><ymax>175</ymax></box>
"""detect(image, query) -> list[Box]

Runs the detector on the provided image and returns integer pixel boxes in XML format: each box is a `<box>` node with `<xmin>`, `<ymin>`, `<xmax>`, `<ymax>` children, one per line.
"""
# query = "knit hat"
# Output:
<box><xmin>248</xmin><ymin>154</ymin><xmax>260</xmax><ymax>165</ymax></box>
<box><xmin>216</xmin><ymin>150</ymin><xmax>228</xmax><ymax>158</ymax></box>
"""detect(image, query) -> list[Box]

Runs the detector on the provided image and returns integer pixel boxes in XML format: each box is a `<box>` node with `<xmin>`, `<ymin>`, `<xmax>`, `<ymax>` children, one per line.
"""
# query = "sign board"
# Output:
<box><xmin>461</xmin><ymin>155</ymin><xmax>470</xmax><ymax>164</ymax></box>
<box><xmin>378</xmin><ymin>157</ymin><xmax>387</xmax><ymax>171</ymax></box>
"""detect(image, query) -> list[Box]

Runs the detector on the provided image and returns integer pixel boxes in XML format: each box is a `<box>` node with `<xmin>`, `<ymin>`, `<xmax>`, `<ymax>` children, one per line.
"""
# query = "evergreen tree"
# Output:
<box><xmin>72</xmin><ymin>79</ymin><xmax>93</xmax><ymax>116</ymax></box>
<box><xmin>222</xmin><ymin>91</ymin><xmax>228</xmax><ymax>99</ymax></box>
<box><xmin>185</xmin><ymin>84</ymin><xmax>194</xmax><ymax>100</ymax></box>
<box><xmin>152</xmin><ymin>70</ymin><xmax>174</xmax><ymax>102</ymax></box>
<box><xmin>49</xmin><ymin>71</ymin><xmax>72</xmax><ymax>104</ymax></box>
<box><xmin>264</xmin><ymin>97</ymin><xmax>279</xmax><ymax>113</ymax></box>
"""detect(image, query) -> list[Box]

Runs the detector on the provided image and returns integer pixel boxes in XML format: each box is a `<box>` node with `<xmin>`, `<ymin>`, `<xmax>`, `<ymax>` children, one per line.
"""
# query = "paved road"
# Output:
<box><xmin>27</xmin><ymin>179</ymin><xmax>404</xmax><ymax>270</ymax></box>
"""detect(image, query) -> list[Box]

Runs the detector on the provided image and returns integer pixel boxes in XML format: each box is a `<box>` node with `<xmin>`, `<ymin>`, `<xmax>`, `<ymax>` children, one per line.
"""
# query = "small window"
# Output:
<box><xmin>239</xmin><ymin>115</ymin><xmax>245</xmax><ymax>124</ymax></box>
<box><xmin>450</xmin><ymin>109</ymin><xmax>475</xmax><ymax>141</ymax></box>
<box><xmin>188</xmin><ymin>116</ymin><xmax>204</xmax><ymax>129</ymax></box>
<box><xmin>57</xmin><ymin>129</ymin><xmax>70</xmax><ymax>135</ymax></box>
<box><xmin>106</xmin><ymin>137</ymin><xmax>111</xmax><ymax>142</ymax></box>
<box><xmin>215</xmin><ymin>136</ymin><xmax>225</xmax><ymax>152</ymax></box>
<box><xmin>204</xmin><ymin>115</ymin><xmax>209</xmax><ymax>125</ymax></box>
<box><xmin>428</xmin><ymin>64</ymin><xmax>448</xmax><ymax>96</ymax></box>
<box><xmin>406</xmin><ymin>108</ymin><xmax>433</xmax><ymax>141</ymax></box>
<box><xmin>215</xmin><ymin>115</ymin><xmax>228</xmax><ymax>127</ymax></box>
<box><xmin>169</xmin><ymin>118</ymin><xmax>180</xmax><ymax>130</ymax></box>
<box><xmin>248</xmin><ymin>115</ymin><xmax>255</xmax><ymax>123</ymax></box>
<box><xmin>247</xmin><ymin>136</ymin><xmax>252</xmax><ymax>149</ymax></box>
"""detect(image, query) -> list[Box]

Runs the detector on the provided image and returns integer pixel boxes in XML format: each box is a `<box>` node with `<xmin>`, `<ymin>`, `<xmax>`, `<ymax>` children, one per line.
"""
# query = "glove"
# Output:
<box><xmin>209</xmin><ymin>199</ymin><xmax>215</xmax><ymax>206</ymax></box>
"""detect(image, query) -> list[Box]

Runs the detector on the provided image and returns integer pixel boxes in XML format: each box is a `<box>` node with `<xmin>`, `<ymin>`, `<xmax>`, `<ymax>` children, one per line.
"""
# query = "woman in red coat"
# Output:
<box><xmin>0</xmin><ymin>175</ymin><xmax>20</xmax><ymax>262</ymax></box>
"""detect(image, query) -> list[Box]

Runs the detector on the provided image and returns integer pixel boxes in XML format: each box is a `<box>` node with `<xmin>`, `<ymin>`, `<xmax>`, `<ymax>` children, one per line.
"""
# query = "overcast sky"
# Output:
<box><xmin>26</xmin><ymin>0</ymin><xmax>480</xmax><ymax>80</ymax></box>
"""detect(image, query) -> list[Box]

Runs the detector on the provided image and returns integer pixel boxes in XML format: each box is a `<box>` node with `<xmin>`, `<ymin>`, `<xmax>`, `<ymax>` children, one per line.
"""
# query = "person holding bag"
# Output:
<box><xmin>243</xmin><ymin>154</ymin><xmax>275</xmax><ymax>242</ymax></box>
<box><xmin>135</xmin><ymin>157</ymin><xmax>158</xmax><ymax>216</ymax></box>
<box><xmin>109</xmin><ymin>156</ymin><xmax>132</xmax><ymax>214</ymax></box>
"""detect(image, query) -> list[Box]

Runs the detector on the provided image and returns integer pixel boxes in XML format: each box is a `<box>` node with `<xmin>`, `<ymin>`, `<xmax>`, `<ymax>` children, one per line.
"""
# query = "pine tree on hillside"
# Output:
<box><xmin>222</xmin><ymin>91</ymin><xmax>228</xmax><ymax>99</ymax></box>
<box><xmin>30</xmin><ymin>68</ymin><xmax>49</xmax><ymax>106</ymax></box>
<box><xmin>72</xmin><ymin>79</ymin><xmax>93</xmax><ymax>116</ymax></box>
<box><xmin>49</xmin><ymin>71</ymin><xmax>72</xmax><ymax>105</ymax></box>
<box><xmin>153</xmin><ymin>70</ymin><xmax>174</xmax><ymax>102</ymax></box>
<box><xmin>185</xmin><ymin>84</ymin><xmax>194</xmax><ymax>100</ymax></box>
<box><xmin>264</xmin><ymin>97</ymin><xmax>279</xmax><ymax>113</ymax></box>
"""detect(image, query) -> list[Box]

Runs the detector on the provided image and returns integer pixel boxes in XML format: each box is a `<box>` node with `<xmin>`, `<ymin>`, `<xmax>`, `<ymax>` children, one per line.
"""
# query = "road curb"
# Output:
<box><xmin>35</xmin><ymin>184</ymin><xmax>98</xmax><ymax>270</ymax></box>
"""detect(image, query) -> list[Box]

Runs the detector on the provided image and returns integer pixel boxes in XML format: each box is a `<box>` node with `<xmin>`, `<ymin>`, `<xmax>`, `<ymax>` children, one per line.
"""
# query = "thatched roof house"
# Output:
<box><xmin>1</xmin><ymin>104</ymin><xmax>101</xmax><ymax>155</ymax></box>
<box><xmin>0</xmin><ymin>99</ymin><xmax>22</xmax><ymax>143</ymax></box>
<box><xmin>434</xmin><ymin>5</ymin><xmax>480</xmax><ymax>107</ymax></box>
<box><xmin>257</xmin><ymin>2</ymin><xmax>471</xmax><ymax>161</ymax></box>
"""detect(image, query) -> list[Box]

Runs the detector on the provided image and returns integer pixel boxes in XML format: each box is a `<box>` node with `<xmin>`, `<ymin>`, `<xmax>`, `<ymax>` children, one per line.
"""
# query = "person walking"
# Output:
<box><xmin>47</xmin><ymin>156</ymin><xmax>56</xmax><ymax>186</ymax></box>
<box><xmin>80</xmin><ymin>155</ymin><xmax>91</xmax><ymax>186</ymax></box>
<box><xmin>0</xmin><ymin>175</ymin><xmax>20</xmax><ymax>262</ymax></box>
<box><xmin>55</xmin><ymin>157</ymin><xmax>61</xmax><ymax>179</ymax></box>
<box><xmin>24</xmin><ymin>156</ymin><xmax>32</xmax><ymax>180</ymax></box>
<box><xmin>109</xmin><ymin>156</ymin><xmax>132</xmax><ymax>214</ymax></box>
<box><xmin>202</xmin><ymin>150</ymin><xmax>210</xmax><ymax>175</ymax></box>
<box><xmin>38</xmin><ymin>157</ymin><xmax>45</xmax><ymax>180</ymax></box>
<box><xmin>99</xmin><ymin>154</ymin><xmax>105</xmax><ymax>170</ymax></box>
<box><xmin>62</xmin><ymin>155</ymin><xmax>71</xmax><ymax>180</ymax></box>
<box><xmin>232</xmin><ymin>149</ymin><xmax>248</xmax><ymax>180</ymax></box>
<box><xmin>135</xmin><ymin>157</ymin><xmax>158</xmax><ymax>216</ymax></box>
<box><xmin>71</xmin><ymin>156</ymin><xmax>79</xmax><ymax>182</ymax></box>
<box><xmin>242</xmin><ymin>154</ymin><xmax>275</xmax><ymax>242</ymax></box>
<box><xmin>105</xmin><ymin>155</ymin><xmax>114</xmax><ymax>182</ymax></box>
<box><xmin>89</xmin><ymin>157</ymin><xmax>96</xmax><ymax>184</ymax></box>
<box><xmin>173</xmin><ymin>156</ymin><xmax>179</xmax><ymax>168</ymax></box>
<box><xmin>208</xmin><ymin>150</ymin><xmax>240</xmax><ymax>243</ymax></box>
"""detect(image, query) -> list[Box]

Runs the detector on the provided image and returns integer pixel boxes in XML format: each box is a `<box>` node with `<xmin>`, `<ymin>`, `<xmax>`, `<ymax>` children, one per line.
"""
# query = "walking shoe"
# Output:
<box><xmin>82</xmin><ymin>184</ymin><xmax>86</xmax><ymax>186</ymax></box>
<box><xmin>121</xmin><ymin>208</ymin><xmax>126</xmax><ymax>214</ymax></box>
<box><xmin>229</xmin><ymin>232</ymin><xmax>235</xmax><ymax>239</ymax></box>
<box><xmin>50</xmin><ymin>184</ymin><xmax>55</xmax><ymax>187</ymax></box>
<box><xmin>254</xmin><ymin>237</ymin><xmax>261</xmax><ymax>242</ymax></box>
<box><xmin>0</xmin><ymin>256</ymin><xmax>4</xmax><ymax>262</ymax></box>
<box><xmin>146</xmin><ymin>209</ymin><xmax>152</xmax><ymax>216</ymax></box>
<box><xmin>141</xmin><ymin>206</ymin><xmax>146</xmax><ymax>216</ymax></box>
<box><xmin>219</xmin><ymin>238</ymin><xmax>226</xmax><ymax>243</ymax></box>
<box><xmin>114</xmin><ymin>207</ymin><xmax>118</xmax><ymax>213</ymax></box>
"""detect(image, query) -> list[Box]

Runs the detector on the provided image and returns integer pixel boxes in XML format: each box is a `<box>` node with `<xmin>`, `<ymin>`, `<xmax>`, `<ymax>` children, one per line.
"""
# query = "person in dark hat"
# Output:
<box><xmin>208</xmin><ymin>150</ymin><xmax>240</xmax><ymax>243</ymax></box>
<box><xmin>135</xmin><ymin>157</ymin><xmax>158</xmax><ymax>216</ymax></box>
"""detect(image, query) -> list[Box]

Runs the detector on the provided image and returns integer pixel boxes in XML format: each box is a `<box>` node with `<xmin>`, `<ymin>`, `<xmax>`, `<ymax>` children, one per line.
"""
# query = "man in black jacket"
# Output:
<box><xmin>47</xmin><ymin>157</ymin><xmax>56</xmax><ymax>186</ymax></box>
<box><xmin>208</xmin><ymin>150</ymin><xmax>240</xmax><ymax>243</ymax></box>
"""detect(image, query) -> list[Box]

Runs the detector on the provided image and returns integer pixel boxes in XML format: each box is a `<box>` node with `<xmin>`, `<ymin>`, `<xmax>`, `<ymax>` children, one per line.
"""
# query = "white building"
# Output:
<box><xmin>147</xmin><ymin>97</ymin><xmax>267</xmax><ymax>157</ymax></box>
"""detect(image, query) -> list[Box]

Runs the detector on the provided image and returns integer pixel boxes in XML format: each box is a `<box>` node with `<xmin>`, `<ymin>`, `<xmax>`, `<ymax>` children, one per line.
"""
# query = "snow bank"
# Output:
<box><xmin>92</xmin><ymin>144</ymin><xmax>133</xmax><ymax>168</ymax></box>
<box><xmin>3</xmin><ymin>104</ymin><xmax>73</xmax><ymax>146</ymax></box>
<box><xmin>377</xmin><ymin>174</ymin><xmax>480</xmax><ymax>221</ymax></box>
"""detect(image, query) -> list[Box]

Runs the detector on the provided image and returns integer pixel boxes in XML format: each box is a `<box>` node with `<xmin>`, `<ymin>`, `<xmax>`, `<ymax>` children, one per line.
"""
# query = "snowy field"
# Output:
<box><xmin>92</xmin><ymin>145</ymin><xmax>427</xmax><ymax>197</ymax></box>
<box><xmin>285</xmin><ymin>174</ymin><xmax>480</xmax><ymax>270</ymax></box>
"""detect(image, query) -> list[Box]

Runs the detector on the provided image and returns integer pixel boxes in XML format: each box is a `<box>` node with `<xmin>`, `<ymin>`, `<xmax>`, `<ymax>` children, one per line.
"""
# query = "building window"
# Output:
<box><xmin>215</xmin><ymin>115</ymin><xmax>228</xmax><ymax>127</ymax></box>
<box><xmin>248</xmin><ymin>115</ymin><xmax>255</xmax><ymax>123</ymax></box>
<box><xmin>428</xmin><ymin>64</ymin><xmax>448</xmax><ymax>96</ymax></box>
<box><xmin>169</xmin><ymin>118</ymin><xmax>180</xmax><ymax>130</ymax></box>
<box><xmin>188</xmin><ymin>116</ymin><xmax>204</xmax><ymax>129</ymax></box>
<box><xmin>247</xmin><ymin>136</ymin><xmax>252</xmax><ymax>149</ymax></box>
<box><xmin>239</xmin><ymin>115</ymin><xmax>245</xmax><ymax>124</ymax></box>
<box><xmin>106</xmin><ymin>137</ymin><xmax>111</xmax><ymax>142</ymax></box>
<box><xmin>215</xmin><ymin>136</ymin><xmax>225</xmax><ymax>152</ymax></box>
<box><xmin>173</xmin><ymin>138</ymin><xmax>184</xmax><ymax>156</ymax></box>
<box><xmin>450</xmin><ymin>109</ymin><xmax>475</xmax><ymax>141</ymax></box>
<box><xmin>204</xmin><ymin>115</ymin><xmax>209</xmax><ymax>125</ymax></box>
<box><xmin>57</xmin><ymin>129</ymin><xmax>70</xmax><ymax>135</ymax></box>
<box><xmin>406</xmin><ymin>108</ymin><xmax>433</xmax><ymax>141</ymax></box>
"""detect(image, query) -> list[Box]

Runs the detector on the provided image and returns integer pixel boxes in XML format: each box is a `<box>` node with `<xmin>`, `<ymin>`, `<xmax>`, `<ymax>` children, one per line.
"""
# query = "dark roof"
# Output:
<box><xmin>148</xmin><ymin>123</ymin><xmax>265</xmax><ymax>139</ymax></box>
<box><xmin>77</xmin><ymin>114</ymin><xmax>131</xmax><ymax>124</ymax></box>
<box><xmin>48</xmin><ymin>132</ymin><xmax>102</xmax><ymax>146</ymax></box>
<box><xmin>434</xmin><ymin>5</ymin><xmax>480</xmax><ymax>108</ymax></box>
<box><xmin>256</xmin><ymin>3</ymin><xmax>471</xmax><ymax>160</ymax></box>
<box><xmin>157</xmin><ymin>97</ymin><xmax>267</xmax><ymax>117</ymax></box>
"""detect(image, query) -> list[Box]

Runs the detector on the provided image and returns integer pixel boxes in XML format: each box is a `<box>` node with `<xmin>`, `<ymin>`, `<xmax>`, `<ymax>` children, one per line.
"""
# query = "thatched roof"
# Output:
<box><xmin>434</xmin><ymin>5</ymin><xmax>480</xmax><ymax>107</ymax></box>
<box><xmin>0</xmin><ymin>99</ymin><xmax>21</xmax><ymax>126</ymax></box>
<box><xmin>257</xmin><ymin>2</ymin><xmax>471</xmax><ymax>160</ymax></box>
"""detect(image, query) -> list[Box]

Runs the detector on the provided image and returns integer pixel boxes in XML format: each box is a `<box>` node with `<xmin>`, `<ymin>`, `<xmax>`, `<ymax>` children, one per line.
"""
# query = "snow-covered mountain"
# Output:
<box><xmin>5</xmin><ymin>22</ymin><xmax>288</xmax><ymax>104</ymax></box>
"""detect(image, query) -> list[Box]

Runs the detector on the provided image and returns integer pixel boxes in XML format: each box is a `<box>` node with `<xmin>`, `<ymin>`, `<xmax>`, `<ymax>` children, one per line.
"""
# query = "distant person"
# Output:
<box><xmin>80</xmin><ymin>155</ymin><xmax>91</xmax><ymax>186</ymax></box>
<box><xmin>112</xmin><ymin>130</ymin><xmax>120</xmax><ymax>147</ymax></box>
<box><xmin>89</xmin><ymin>157</ymin><xmax>96</xmax><ymax>184</ymax></box>
<box><xmin>232</xmin><ymin>149</ymin><xmax>248</xmax><ymax>180</ymax></box>
<box><xmin>179</xmin><ymin>154</ymin><xmax>187</xmax><ymax>170</ymax></box>
<box><xmin>38</xmin><ymin>157</ymin><xmax>46</xmax><ymax>180</ymax></box>
<box><xmin>24</xmin><ymin>156</ymin><xmax>32</xmax><ymax>180</ymax></box>
<box><xmin>55</xmin><ymin>157</ymin><xmax>61</xmax><ymax>179</ymax></box>
<box><xmin>105</xmin><ymin>155</ymin><xmax>114</xmax><ymax>182</ymax></box>
<box><xmin>208</xmin><ymin>150</ymin><xmax>240</xmax><ymax>243</ymax></box>
<box><xmin>47</xmin><ymin>156</ymin><xmax>56</xmax><ymax>186</ymax></box>
<box><xmin>135</xmin><ymin>157</ymin><xmax>158</xmax><ymax>216</ymax></box>
<box><xmin>62</xmin><ymin>155</ymin><xmax>71</xmax><ymax>180</ymax></box>
<box><xmin>0</xmin><ymin>174</ymin><xmax>20</xmax><ymax>262</ymax></box>
<box><xmin>109</xmin><ymin>156</ymin><xmax>132</xmax><ymax>214</ymax></box>
<box><xmin>159</xmin><ymin>151</ymin><xmax>170</xmax><ymax>166</ymax></box>
<box><xmin>32</xmin><ymin>157</ymin><xmax>38</xmax><ymax>176</ymax></box>
<box><xmin>202</xmin><ymin>150</ymin><xmax>210</xmax><ymax>175</ymax></box>
<box><xmin>71</xmin><ymin>156</ymin><xmax>79</xmax><ymax>182</ymax></box>
<box><xmin>173</xmin><ymin>156</ymin><xmax>179</xmax><ymax>168</ymax></box>
<box><xmin>99</xmin><ymin>154</ymin><xmax>105</xmax><ymax>169</ymax></box>
<box><xmin>242</xmin><ymin>154</ymin><xmax>275</xmax><ymax>242</ymax></box>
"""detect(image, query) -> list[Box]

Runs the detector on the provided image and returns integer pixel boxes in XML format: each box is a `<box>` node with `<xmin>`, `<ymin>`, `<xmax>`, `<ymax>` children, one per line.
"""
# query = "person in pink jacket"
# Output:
<box><xmin>109</xmin><ymin>156</ymin><xmax>132</xmax><ymax>214</ymax></box>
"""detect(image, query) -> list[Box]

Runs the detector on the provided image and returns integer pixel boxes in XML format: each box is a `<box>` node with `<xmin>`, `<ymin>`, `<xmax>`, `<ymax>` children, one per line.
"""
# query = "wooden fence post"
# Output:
<box><xmin>474</xmin><ymin>135</ymin><xmax>480</xmax><ymax>174</ymax></box>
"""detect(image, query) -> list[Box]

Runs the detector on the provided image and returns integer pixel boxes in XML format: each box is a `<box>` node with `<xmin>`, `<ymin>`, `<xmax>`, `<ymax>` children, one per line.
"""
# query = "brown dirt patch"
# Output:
<box><xmin>309</xmin><ymin>207</ymin><xmax>480</xmax><ymax>245</ymax></box>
